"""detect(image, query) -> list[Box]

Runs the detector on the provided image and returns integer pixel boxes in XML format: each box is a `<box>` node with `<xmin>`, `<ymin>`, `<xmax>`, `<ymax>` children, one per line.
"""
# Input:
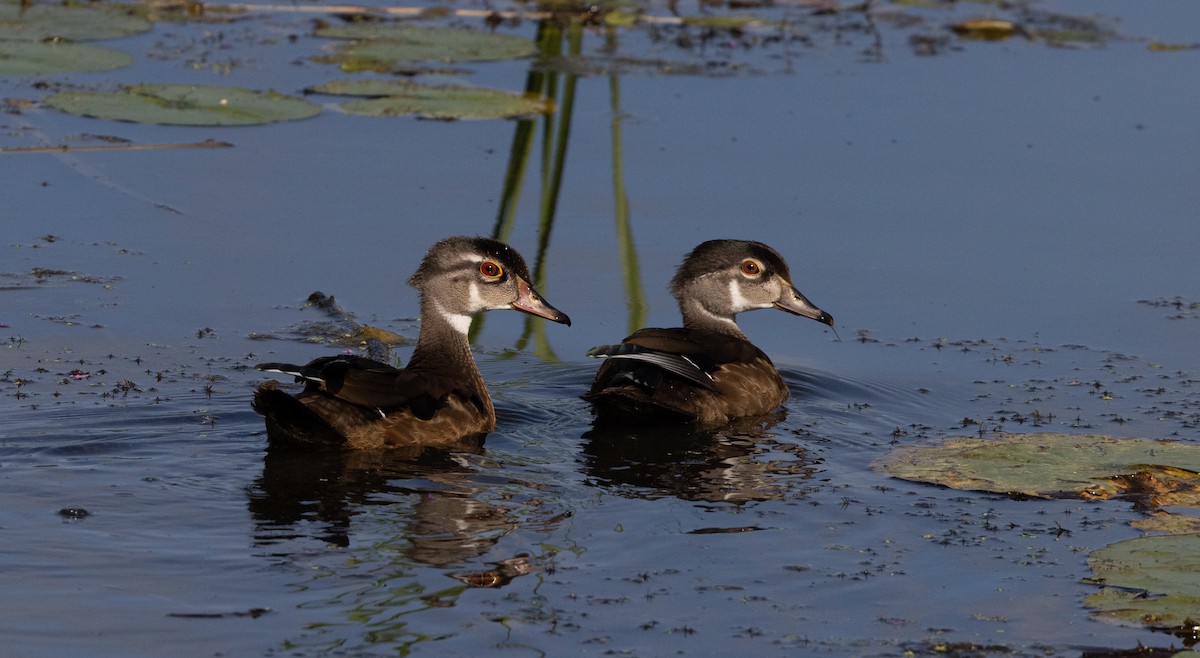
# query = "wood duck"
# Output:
<box><xmin>253</xmin><ymin>236</ymin><xmax>571</xmax><ymax>450</ymax></box>
<box><xmin>584</xmin><ymin>239</ymin><xmax>833</xmax><ymax>426</ymax></box>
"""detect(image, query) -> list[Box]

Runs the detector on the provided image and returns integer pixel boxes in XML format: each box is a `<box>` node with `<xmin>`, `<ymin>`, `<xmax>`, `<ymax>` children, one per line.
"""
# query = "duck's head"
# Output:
<box><xmin>670</xmin><ymin>239</ymin><xmax>833</xmax><ymax>334</ymax></box>
<box><xmin>409</xmin><ymin>236</ymin><xmax>571</xmax><ymax>332</ymax></box>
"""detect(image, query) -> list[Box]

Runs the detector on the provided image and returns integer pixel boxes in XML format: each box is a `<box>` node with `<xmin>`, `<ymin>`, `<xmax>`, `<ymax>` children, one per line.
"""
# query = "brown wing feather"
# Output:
<box><xmin>254</xmin><ymin>355</ymin><xmax>494</xmax><ymax>449</ymax></box>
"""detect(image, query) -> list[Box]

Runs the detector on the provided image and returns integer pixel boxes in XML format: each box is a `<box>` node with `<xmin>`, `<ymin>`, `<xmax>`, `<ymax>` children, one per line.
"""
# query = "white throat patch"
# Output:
<box><xmin>435</xmin><ymin>301</ymin><xmax>474</xmax><ymax>335</ymax></box>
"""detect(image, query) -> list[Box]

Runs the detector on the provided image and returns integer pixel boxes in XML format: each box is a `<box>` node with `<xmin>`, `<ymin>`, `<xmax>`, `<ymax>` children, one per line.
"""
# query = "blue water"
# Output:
<box><xmin>2</xmin><ymin>1</ymin><xmax>1199</xmax><ymax>655</ymax></box>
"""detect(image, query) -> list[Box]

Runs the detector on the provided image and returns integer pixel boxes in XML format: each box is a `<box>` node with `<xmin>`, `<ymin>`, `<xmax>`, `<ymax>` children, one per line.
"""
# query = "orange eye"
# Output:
<box><xmin>480</xmin><ymin>260</ymin><xmax>503</xmax><ymax>279</ymax></box>
<box><xmin>740</xmin><ymin>259</ymin><xmax>762</xmax><ymax>276</ymax></box>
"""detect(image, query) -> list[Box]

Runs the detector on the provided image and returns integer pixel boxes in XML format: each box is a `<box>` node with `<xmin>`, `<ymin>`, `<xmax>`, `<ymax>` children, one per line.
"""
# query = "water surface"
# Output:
<box><xmin>2</xmin><ymin>1</ymin><xmax>1199</xmax><ymax>655</ymax></box>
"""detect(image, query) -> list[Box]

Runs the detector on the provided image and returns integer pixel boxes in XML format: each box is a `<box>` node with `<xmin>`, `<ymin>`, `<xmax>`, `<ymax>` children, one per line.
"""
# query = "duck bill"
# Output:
<box><xmin>775</xmin><ymin>285</ymin><xmax>834</xmax><ymax>327</ymax></box>
<box><xmin>512</xmin><ymin>277</ymin><xmax>571</xmax><ymax>326</ymax></box>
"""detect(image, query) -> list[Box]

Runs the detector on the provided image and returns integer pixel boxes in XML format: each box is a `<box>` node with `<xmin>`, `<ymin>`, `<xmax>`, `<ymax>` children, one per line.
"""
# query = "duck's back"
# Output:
<box><xmin>253</xmin><ymin>356</ymin><xmax>494</xmax><ymax>450</ymax></box>
<box><xmin>585</xmin><ymin>327</ymin><xmax>787</xmax><ymax>426</ymax></box>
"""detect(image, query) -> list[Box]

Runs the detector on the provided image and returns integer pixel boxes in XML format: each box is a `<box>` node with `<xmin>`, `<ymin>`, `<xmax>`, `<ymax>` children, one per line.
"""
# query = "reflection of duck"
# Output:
<box><xmin>247</xmin><ymin>446</ymin><xmax>479</xmax><ymax>548</ymax></box>
<box><xmin>585</xmin><ymin>240</ymin><xmax>833</xmax><ymax>426</ymax></box>
<box><xmin>252</xmin><ymin>237</ymin><xmax>570</xmax><ymax>450</ymax></box>
<box><xmin>248</xmin><ymin>446</ymin><xmax>524</xmax><ymax>572</ymax></box>
<box><xmin>581</xmin><ymin>413</ymin><xmax>818</xmax><ymax>503</ymax></box>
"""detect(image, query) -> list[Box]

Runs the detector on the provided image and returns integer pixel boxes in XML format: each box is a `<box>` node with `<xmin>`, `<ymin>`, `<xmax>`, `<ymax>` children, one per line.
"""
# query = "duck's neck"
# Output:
<box><xmin>678</xmin><ymin>297</ymin><xmax>748</xmax><ymax>340</ymax></box>
<box><xmin>407</xmin><ymin>300</ymin><xmax>481</xmax><ymax>378</ymax></box>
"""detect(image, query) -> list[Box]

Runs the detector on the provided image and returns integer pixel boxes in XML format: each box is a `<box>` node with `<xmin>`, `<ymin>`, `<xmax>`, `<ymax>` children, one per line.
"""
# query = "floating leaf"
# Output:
<box><xmin>952</xmin><ymin>19</ymin><xmax>1020</xmax><ymax>40</ymax></box>
<box><xmin>877</xmin><ymin>432</ymin><xmax>1200</xmax><ymax>507</ymax></box>
<box><xmin>1148</xmin><ymin>41</ymin><xmax>1200</xmax><ymax>52</ymax></box>
<box><xmin>1131</xmin><ymin>511</ymin><xmax>1200</xmax><ymax>536</ymax></box>
<box><xmin>602</xmin><ymin>10</ymin><xmax>639</xmax><ymax>27</ymax></box>
<box><xmin>0</xmin><ymin>40</ymin><xmax>132</xmax><ymax>75</ymax></box>
<box><xmin>1086</xmin><ymin>534</ymin><xmax>1200</xmax><ymax>629</ymax></box>
<box><xmin>311</xmin><ymin>79</ymin><xmax>550</xmax><ymax>120</ymax></box>
<box><xmin>45</xmin><ymin>84</ymin><xmax>321</xmax><ymax>126</ymax></box>
<box><xmin>0</xmin><ymin>2</ymin><xmax>152</xmax><ymax>41</ymax></box>
<box><xmin>680</xmin><ymin>15</ymin><xmax>763</xmax><ymax>29</ymax></box>
<box><xmin>314</xmin><ymin>24</ymin><xmax>535</xmax><ymax>69</ymax></box>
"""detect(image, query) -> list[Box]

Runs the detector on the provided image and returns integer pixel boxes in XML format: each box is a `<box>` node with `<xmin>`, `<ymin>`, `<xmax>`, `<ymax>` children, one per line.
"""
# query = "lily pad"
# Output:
<box><xmin>877</xmin><ymin>432</ymin><xmax>1200</xmax><ymax>507</ymax></box>
<box><xmin>311</xmin><ymin>79</ymin><xmax>550</xmax><ymax>120</ymax></box>
<box><xmin>0</xmin><ymin>40</ymin><xmax>132</xmax><ymax>76</ymax></box>
<box><xmin>314</xmin><ymin>25</ymin><xmax>535</xmax><ymax>70</ymax></box>
<box><xmin>0</xmin><ymin>2</ymin><xmax>152</xmax><ymax>41</ymax></box>
<box><xmin>680</xmin><ymin>15</ymin><xmax>763</xmax><ymax>29</ymax></box>
<box><xmin>1086</xmin><ymin>534</ymin><xmax>1200</xmax><ymax>629</ymax></box>
<box><xmin>44</xmin><ymin>84</ymin><xmax>321</xmax><ymax>126</ymax></box>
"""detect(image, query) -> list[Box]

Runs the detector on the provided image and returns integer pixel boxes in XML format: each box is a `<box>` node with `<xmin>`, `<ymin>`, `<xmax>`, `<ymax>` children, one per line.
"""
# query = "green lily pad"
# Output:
<box><xmin>877</xmin><ymin>432</ymin><xmax>1200</xmax><ymax>507</ymax></box>
<box><xmin>310</xmin><ymin>79</ymin><xmax>550</xmax><ymax>120</ymax></box>
<box><xmin>0</xmin><ymin>40</ymin><xmax>132</xmax><ymax>76</ymax></box>
<box><xmin>314</xmin><ymin>25</ymin><xmax>535</xmax><ymax>70</ymax></box>
<box><xmin>0</xmin><ymin>2</ymin><xmax>152</xmax><ymax>41</ymax></box>
<box><xmin>44</xmin><ymin>84</ymin><xmax>321</xmax><ymax>126</ymax></box>
<box><xmin>1086</xmin><ymin>534</ymin><xmax>1200</xmax><ymax>629</ymax></box>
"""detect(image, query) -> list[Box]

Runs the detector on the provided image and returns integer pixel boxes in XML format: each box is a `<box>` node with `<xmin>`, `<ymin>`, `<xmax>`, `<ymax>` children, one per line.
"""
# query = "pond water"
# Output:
<box><xmin>2</xmin><ymin>0</ymin><xmax>1199</xmax><ymax>656</ymax></box>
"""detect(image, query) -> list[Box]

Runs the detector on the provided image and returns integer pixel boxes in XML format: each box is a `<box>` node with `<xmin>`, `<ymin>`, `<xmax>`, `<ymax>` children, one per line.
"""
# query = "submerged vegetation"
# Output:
<box><xmin>0</xmin><ymin>0</ymin><xmax>1146</xmax><ymax>90</ymax></box>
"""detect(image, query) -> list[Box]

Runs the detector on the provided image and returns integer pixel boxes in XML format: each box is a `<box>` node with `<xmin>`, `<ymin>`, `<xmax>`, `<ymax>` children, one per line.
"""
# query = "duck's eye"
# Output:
<box><xmin>740</xmin><ymin>258</ymin><xmax>763</xmax><ymax>277</ymax></box>
<box><xmin>479</xmin><ymin>260</ymin><xmax>503</xmax><ymax>279</ymax></box>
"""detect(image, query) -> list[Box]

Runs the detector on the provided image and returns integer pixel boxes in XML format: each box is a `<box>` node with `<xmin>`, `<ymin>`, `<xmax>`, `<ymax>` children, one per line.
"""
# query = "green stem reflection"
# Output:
<box><xmin>609</xmin><ymin>72</ymin><xmax>645</xmax><ymax>336</ymax></box>
<box><xmin>475</xmin><ymin>18</ymin><xmax>646</xmax><ymax>357</ymax></box>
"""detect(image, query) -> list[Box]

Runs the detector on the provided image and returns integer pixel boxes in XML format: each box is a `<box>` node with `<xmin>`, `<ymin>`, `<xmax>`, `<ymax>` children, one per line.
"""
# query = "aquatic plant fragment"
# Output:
<box><xmin>314</xmin><ymin>24</ymin><xmax>536</xmax><ymax>71</ymax></box>
<box><xmin>0</xmin><ymin>40</ymin><xmax>132</xmax><ymax>76</ymax></box>
<box><xmin>45</xmin><ymin>84</ymin><xmax>320</xmax><ymax>126</ymax></box>
<box><xmin>877</xmin><ymin>432</ymin><xmax>1200</xmax><ymax>508</ymax></box>
<box><xmin>310</xmin><ymin>79</ymin><xmax>550</xmax><ymax>120</ymax></box>
<box><xmin>952</xmin><ymin>19</ymin><xmax>1020</xmax><ymax>40</ymax></box>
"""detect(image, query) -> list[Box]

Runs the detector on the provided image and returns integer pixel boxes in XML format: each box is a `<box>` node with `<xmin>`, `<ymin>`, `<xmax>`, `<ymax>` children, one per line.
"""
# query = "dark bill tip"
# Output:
<box><xmin>512</xmin><ymin>278</ymin><xmax>571</xmax><ymax>326</ymax></box>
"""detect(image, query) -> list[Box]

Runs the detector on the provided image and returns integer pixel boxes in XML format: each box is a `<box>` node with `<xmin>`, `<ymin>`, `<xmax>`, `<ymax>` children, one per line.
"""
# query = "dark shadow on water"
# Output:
<box><xmin>580</xmin><ymin>411</ymin><xmax>821</xmax><ymax>503</ymax></box>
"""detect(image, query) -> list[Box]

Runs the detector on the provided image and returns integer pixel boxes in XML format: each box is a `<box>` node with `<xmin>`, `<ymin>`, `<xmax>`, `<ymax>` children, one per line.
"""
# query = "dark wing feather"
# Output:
<box><xmin>257</xmin><ymin>356</ymin><xmax>461</xmax><ymax>418</ymax></box>
<box><xmin>616</xmin><ymin>328</ymin><xmax>762</xmax><ymax>364</ymax></box>
<box><xmin>586</xmin><ymin>327</ymin><xmax>785</xmax><ymax>425</ymax></box>
<box><xmin>587</xmin><ymin>328</ymin><xmax>722</xmax><ymax>390</ymax></box>
<box><xmin>604</xmin><ymin>352</ymin><xmax>715</xmax><ymax>390</ymax></box>
<box><xmin>252</xmin><ymin>381</ymin><xmax>348</xmax><ymax>448</ymax></box>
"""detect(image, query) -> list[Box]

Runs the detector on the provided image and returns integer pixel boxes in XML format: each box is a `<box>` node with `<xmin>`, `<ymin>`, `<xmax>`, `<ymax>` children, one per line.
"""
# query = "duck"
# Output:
<box><xmin>584</xmin><ymin>239</ymin><xmax>833</xmax><ymax>426</ymax></box>
<box><xmin>252</xmin><ymin>236</ymin><xmax>570</xmax><ymax>450</ymax></box>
